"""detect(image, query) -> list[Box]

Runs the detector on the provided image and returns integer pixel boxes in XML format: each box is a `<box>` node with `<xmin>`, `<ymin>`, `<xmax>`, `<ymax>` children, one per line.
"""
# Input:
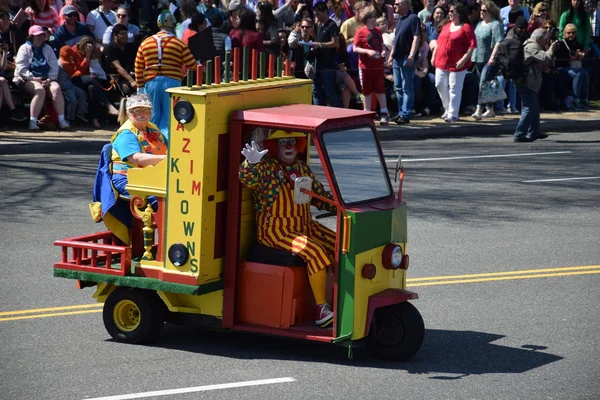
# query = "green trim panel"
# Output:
<box><xmin>352</xmin><ymin>209</ymin><xmax>393</xmax><ymax>254</ymax></box>
<box><xmin>54</xmin><ymin>268</ymin><xmax>223</xmax><ymax>296</ymax></box>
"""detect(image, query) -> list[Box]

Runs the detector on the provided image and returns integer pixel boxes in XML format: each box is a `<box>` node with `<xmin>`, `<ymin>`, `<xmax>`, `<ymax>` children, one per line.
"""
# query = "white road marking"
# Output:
<box><xmin>83</xmin><ymin>377</ymin><xmax>296</xmax><ymax>400</ymax></box>
<box><xmin>522</xmin><ymin>176</ymin><xmax>600</xmax><ymax>183</ymax></box>
<box><xmin>386</xmin><ymin>151</ymin><xmax>572</xmax><ymax>163</ymax></box>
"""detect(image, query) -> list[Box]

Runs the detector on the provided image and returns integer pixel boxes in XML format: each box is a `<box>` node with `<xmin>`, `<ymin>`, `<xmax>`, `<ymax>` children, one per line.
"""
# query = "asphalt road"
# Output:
<box><xmin>1</xmin><ymin>129</ymin><xmax>599</xmax><ymax>400</ymax></box>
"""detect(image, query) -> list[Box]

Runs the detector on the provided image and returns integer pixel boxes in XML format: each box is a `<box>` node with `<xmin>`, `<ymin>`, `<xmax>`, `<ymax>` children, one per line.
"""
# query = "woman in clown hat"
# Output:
<box><xmin>110</xmin><ymin>94</ymin><xmax>168</xmax><ymax>200</ymax></box>
<box><xmin>239</xmin><ymin>131</ymin><xmax>337</xmax><ymax>327</ymax></box>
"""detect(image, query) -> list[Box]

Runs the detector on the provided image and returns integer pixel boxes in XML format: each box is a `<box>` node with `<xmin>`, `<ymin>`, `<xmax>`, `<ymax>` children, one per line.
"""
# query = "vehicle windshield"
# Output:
<box><xmin>321</xmin><ymin>126</ymin><xmax>392</xmax><ymax>205</ymax></box>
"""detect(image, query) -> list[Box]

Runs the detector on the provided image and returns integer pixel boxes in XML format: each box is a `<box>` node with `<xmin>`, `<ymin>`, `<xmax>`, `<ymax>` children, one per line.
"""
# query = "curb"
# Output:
<box><xmin>377</xmin><ymin>117</ymin><xmax>600</xmax><ymax>141</ymax></box>
<box><xmin>1</xmin><ymin>117</ymin><xmax>599</xmax><ymax>155</ymax></box>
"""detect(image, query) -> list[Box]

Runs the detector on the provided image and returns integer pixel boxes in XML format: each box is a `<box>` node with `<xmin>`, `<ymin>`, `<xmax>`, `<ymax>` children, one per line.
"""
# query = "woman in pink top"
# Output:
<box><xmin>26</xmin><ymin>0</ymin><xmax>60</xmax><ymax>33</ymax></box>
<box><xmin>432</xmin><ymin>1</ymin><xmax>477</xmax><ymax>122</ymax></box>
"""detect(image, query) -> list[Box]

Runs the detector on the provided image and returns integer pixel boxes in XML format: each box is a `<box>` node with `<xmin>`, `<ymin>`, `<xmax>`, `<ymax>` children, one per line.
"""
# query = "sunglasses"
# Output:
<box><xmin>564</xmin><ymin>31</ymin><xmax>576</xmax><ymax>34</ymax></box>
<box><xmin>277</xmin><ymin>138</ymin><xmax>297</xmax><ymax>146</ymax></box>
<box><xmin>116</xmin><ymin>14</ymin><xmax>128</xmax><ymax>17</ymax></box>
<box><xmin>66</xmin><ymin>13</ymin><xmax>78</xmax><ymax>18</ymax></box>
<box><xmin>300</xmin><ymin>25</ymin><xmax>312</xmax><ymax>28</ymax></box>
<box><xmin>394</xmin><ymin>3</ymin><xmax>401</xmax><ymax>6</ymax></box>
<box><xmin>480</xmin><ymin>9</ymin><xmax>487</xmax><ymax>13</ymax></box>
<box><xmin>448</xmin><ymin>9</ymin><xmax>455</xmax><ymax>14</ymax></box>
<box><xmin>540</xmin><ymin>8</ymin><xmax>548</xmax><ymax>12</ymax></box>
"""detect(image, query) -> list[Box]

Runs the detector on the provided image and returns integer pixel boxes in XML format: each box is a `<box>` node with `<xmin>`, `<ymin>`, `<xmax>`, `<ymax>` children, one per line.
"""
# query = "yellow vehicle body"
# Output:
<box><xmin>118</xmin><ymin>77</ymin><xmax>313</xmax><ymax>318</ymax></box>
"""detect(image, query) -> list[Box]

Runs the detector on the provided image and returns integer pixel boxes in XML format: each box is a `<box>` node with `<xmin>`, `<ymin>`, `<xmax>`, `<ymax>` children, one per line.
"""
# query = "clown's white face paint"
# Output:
<box><xmin>276</xmin><ymin>140</ymin><xmax>298</xmax><ymax>165</ymax></box>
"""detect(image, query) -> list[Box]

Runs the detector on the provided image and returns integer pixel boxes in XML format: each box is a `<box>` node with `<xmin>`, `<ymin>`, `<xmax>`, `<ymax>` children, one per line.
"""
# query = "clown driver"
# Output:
<box><xmin>239</xmin><ymin>131</ymin><xmax>337</xmax><ymax>327</ymax></box>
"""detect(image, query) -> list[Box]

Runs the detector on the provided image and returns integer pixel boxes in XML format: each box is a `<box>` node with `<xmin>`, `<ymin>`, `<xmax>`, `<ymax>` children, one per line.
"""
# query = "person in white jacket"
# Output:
<box><xmin>14</xmin><ymin>25</ymin><xmax>69</xmax><ymax>130</ymax></box>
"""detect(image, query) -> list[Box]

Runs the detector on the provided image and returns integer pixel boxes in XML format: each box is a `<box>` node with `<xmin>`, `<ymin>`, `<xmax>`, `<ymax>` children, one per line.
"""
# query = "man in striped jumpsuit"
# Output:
<box><xmin>239</xmin><ymin>131</ymin><xmax>336</xmax><ymax>327</ymax></box>
<box><xmin>134</xmin><ymin>11</ymin><xmax>196</xmax><ymax>139</ymax></box>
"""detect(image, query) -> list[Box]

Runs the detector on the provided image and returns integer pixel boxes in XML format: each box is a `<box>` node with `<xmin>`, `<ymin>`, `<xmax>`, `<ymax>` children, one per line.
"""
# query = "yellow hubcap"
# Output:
<box><xmin>113</xmin><ymin>300</ymin><xmax>141</xmax><ymax>332</ymax></box>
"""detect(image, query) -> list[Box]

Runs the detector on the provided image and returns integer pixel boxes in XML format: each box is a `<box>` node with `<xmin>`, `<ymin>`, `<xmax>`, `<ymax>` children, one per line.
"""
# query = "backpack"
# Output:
<box><xmin>496</xmin><ymin>38</ymin><xmax>526</xmax><ymax>80</ymax></box>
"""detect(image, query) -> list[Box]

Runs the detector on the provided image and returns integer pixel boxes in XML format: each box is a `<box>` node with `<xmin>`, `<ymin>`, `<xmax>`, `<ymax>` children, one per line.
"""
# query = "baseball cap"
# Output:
<box><xmin>28</xmin><ymin>25</ymin><xmax>45</xmax><ymax>36</ymax></box>
<box><xmin>228</xmin><ymin>0</ymin><xmax>242</xmax><ymax>11</ymax></box>
<box><xmin>62</xmin><ymin>5</ymin><xmax>77</xmax><ymax>16</ymax></box>
<box><xmin>157</xmin><ymin>11</ymin><xmax>175</xmax><ymax>29</ymax></box>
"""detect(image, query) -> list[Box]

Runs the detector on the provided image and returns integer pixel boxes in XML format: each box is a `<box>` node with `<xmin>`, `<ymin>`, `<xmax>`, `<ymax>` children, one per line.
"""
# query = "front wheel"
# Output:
<box><xmin>103</xmin><ymin>287</ymin><xmax>165</xmax><ymax>344</ymax></box>
<box><xmin>366</xmin><ymin>302</ymin><xmax>424</xmax><ymax>361</ymax></box>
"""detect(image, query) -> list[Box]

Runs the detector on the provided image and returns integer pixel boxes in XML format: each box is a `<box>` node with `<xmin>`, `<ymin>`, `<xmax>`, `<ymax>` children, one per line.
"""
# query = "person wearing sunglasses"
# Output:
<box><xmin>432</xmin><ymin>2</ymin><xmax>476</xmax><ymax>123</ymax></box>
<box><xmin>110</xmin><ymin>94</ymin><xmax>167</xmax><ymax>205</ymax></box>
<box><xmin>52</xmin><ymin>5</ymin><xmax>94</xmax><ymax>48</ymax></box>
<box><xmin>527</xmin><ymin>2</ymin><xmax>549</xmax><ymax>33</ymax></box>
<box><xmin>554</xmin><ymin>23</ymin><xmax>589</xmax><ymax>110</ymax></box>
<box><xmin>101</xmin><ymin>6</ymin><xmax>140</xmax><ymax>45</ymax></box>
<box><xmin>58</xmin><ymin>0</ymin><xmax>84</xmax><ymax>24</ymax></box>
<box><xmin>239</xmin><ymin>130</ymin><xmax>336</xmax><ymax>328</ymax></box>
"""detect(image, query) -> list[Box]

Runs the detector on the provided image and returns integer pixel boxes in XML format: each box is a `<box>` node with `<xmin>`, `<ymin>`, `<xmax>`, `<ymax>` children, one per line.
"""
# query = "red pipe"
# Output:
<box><xmin>268</xmin><ymin>54</ymin><xmax>274</xmax><ymax>78</ymax></box>
<box><xmin>233</xmin><ymin>47</ymin><xmax>239</xmax><ymax>82</ymax></box>
<box><xmin>196</xmin><ymin>64</ymin><xmax>203</xmax><ymax>86</ymax></box>
<box><xmin>251</xmin><ymin>49</ymin><xmax>257</xmax><ymax>80</ymax></box>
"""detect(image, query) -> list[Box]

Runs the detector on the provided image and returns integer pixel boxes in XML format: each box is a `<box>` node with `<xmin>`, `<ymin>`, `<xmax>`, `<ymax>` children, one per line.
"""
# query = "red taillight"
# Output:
<box><xmin>362</xmin><ymin>263</ymin><xmax>376</xmax><ymax>279</ymax></box>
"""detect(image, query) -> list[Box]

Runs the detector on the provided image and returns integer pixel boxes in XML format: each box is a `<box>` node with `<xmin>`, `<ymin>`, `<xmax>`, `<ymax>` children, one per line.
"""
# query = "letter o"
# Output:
<box><xmin>181</xmin><ymin>200</ymin><xmax>189</xmax><ymax>215</ymax></box>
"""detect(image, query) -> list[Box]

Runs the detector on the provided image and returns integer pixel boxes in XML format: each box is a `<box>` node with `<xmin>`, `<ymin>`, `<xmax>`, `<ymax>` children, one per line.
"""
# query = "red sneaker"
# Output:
<box><xmin>315</xmin><ymin>303</ymin><xmax>333</xmax><ymax>327</ymax></box>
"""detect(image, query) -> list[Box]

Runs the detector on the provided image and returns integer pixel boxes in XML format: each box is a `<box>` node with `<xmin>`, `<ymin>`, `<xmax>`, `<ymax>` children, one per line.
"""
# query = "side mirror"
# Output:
<box><xmin>394</xmin><ymin>155</ymin><xmax>402</xmax><ymax>182</ymax></box>
<box><xmin>293</xmin><ymin>176</ymin><xmax>312</xmax><ymax>205</ymax></box>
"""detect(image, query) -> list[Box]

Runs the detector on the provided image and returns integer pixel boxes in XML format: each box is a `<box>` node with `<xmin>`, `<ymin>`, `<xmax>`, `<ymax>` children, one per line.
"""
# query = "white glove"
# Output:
<box><xmin>241</xmin><ymin>141</ymin><xmax>268</xmax><ymax>164</ymax></box>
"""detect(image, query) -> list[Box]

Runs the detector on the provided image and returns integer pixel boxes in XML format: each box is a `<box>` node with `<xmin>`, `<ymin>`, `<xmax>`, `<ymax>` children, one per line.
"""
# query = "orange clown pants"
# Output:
<box><xmin>256</xmin><ymin>187</ymin><xmax>336</xmax><ymax>305</ymax></box>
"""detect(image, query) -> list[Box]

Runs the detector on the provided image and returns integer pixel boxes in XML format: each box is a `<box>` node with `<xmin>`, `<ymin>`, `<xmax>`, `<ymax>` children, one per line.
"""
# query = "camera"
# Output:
<box><xmin>549</xmin><ymin>27</ymin><xmax>559</xmax><ymax>42</ymax></box>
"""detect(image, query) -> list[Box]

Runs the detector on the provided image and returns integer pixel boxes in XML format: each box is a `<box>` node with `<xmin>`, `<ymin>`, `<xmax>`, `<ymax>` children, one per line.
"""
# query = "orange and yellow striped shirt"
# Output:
<box><xmin>134</xmin><ymin>31</ymin><xmax>197</xmax><ymax>88</ymax></box>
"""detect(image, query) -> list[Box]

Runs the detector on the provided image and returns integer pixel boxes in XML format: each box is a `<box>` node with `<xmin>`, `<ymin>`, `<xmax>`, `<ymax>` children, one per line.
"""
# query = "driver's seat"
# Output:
<box><xmin>245</xmin><ymin>244</ymin><xmax>306</xmax><ymax>267</ymax></box>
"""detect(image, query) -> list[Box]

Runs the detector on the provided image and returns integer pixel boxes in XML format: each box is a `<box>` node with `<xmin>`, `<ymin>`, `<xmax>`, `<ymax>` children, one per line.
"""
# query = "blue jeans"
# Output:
<box><xmin>558</xmin><ymin>67</ymin><xmax>589</xmax><ymax>102</ymax></box>
<box><xmin>514</xmin><ymin>86</ymin><xmax>540</xmax><ymax>140</ymax></box>
<box><xmin>146</xmin><ymin>75</ymin><xmax>181</xmax><ymax>139</ymax></box>
<box><xmin>312</xmin><ymin>68</ymin><xmax>342</xmax><ymax>108</ymax></box>
<box><xmin>392</xmin><ymin>58</ymin><xmax>415</xmax><ymax>120</ymax></box>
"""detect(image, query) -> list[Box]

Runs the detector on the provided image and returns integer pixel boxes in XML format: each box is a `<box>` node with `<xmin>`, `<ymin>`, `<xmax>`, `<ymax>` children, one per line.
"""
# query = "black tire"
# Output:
<box><xmin>366</xmin><ymin>301</ymin><xmax>425</xmax><ymax>361</ymax></box>
<box><xmin>103</xmin><ymin>287</ymin><xmax>165</xmax><ymax>344</ymax></box>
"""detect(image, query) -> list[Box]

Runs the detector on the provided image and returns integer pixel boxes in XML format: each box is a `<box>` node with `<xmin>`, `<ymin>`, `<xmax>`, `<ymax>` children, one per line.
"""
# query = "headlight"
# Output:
<box><xmin>382</xmin><ymin>244</ymin><xmax>403</xmax><ymax>270</ymax></box>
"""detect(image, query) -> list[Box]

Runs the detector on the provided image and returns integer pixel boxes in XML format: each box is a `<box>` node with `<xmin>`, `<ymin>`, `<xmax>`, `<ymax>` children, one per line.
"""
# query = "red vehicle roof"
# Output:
<box><xmin>231</xmin><ymin>104</ymin><xmax>376</xmax><ymax>132</ymax></box>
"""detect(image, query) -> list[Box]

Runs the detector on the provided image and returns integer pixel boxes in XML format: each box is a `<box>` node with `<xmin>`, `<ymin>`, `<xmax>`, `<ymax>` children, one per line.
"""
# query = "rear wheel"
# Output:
<box><xmin>366</xmin><ymin>302</ymin><xmax>424</xmax><ymax>361</ymax></box>
<box><xmin>103</xmin><ymin>288</ymin><xmax>165</xmax><ymax>344</ymax></box>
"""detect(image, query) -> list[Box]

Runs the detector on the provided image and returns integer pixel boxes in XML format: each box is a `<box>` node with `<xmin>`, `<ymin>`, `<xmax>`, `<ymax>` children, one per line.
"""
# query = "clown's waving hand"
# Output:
<box><xmin>239</xmin><ymin>131</ymin><xmax>337</xmax><ymax>327</ymax></box>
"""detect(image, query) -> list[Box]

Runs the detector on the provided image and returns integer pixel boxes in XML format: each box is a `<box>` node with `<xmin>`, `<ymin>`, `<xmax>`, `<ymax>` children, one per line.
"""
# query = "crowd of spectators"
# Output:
<box><xmin>0</xmin><ymin>0</ymin><xmax>598</xmax><ymax>132</ymax></box>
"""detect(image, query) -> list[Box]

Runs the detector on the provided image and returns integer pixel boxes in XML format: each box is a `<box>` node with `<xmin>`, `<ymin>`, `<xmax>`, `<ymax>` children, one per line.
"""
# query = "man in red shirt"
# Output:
<box><xmin>354</xmin><ymin>6</ymin><xmax>389</xmax><ymax>124</ymax></box>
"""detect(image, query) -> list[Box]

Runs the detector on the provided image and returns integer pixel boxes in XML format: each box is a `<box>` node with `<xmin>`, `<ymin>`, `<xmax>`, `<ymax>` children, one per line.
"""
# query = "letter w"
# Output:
<box><xmin>183</xmin><ymin>221</ymin><xmax>195</xmax><ymax>236</ymax></box>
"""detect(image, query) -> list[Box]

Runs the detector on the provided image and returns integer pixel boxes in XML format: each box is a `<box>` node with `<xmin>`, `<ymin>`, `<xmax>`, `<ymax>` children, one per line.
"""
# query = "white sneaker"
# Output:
<box><xmin>471</xmin><ymin>109</ymin><xmax>483</xmax><ymax>120</ymax></box>
<box><xmin>28</xmin><ymin>120</ymin><xmax>40</xmax><ymax>131</ymax></box>
<box><xmin>482</xmin><ymin>109</ymin><xmax>496</xmax><ymax>118</ymax></box>
<box><xmin>58</xmin><ymin>120</ymin><xmax>71</xmax><ymax>130</ymax></box>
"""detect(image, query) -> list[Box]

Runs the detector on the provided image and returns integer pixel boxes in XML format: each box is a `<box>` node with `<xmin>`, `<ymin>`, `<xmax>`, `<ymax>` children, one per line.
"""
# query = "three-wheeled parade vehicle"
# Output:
<box><xmin>54</xmin><ymin>52</ymin><xmax>425</xmax><ymax>360</ymax></box>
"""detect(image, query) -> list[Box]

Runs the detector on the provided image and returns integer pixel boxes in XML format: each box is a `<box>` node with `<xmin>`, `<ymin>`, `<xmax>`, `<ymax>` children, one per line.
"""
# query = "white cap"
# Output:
<box><xmin>126</xmin><ymin>94</ymin><xmax>153</xmax><ymax>111</ymax></box>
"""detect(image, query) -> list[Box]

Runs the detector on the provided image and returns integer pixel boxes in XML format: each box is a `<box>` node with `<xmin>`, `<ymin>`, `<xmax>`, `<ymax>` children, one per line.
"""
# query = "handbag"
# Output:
<box><xmin>562</xmin><ymin>40</ymin><xmax>583</xmax><ymax>69</ymax></box>
<box><xmin>304</xmin><ymin>60</ymin><xmax>316</xmax><ymax>80</ymax></box>
<box><xmin>478</xmin><ymin>78</ymin><xmax>507</xmax><ymax>105</ymax></box>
